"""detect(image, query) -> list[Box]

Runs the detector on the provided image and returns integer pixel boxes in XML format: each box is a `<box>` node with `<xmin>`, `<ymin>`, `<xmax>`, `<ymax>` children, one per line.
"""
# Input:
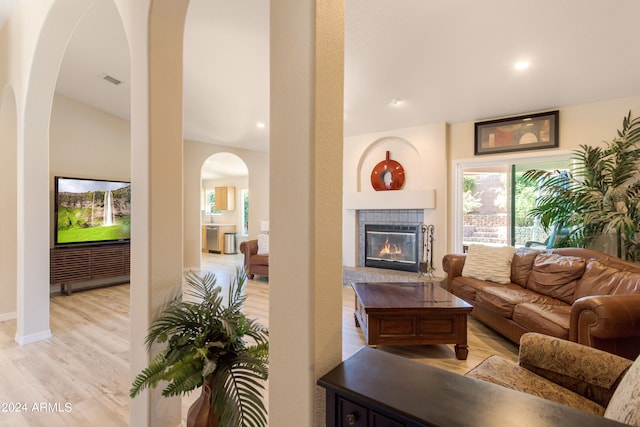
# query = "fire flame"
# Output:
<box><xmin>379</xmin><ymin>237</ymin><xmax>402</xmax><ymax>256</ymax></box>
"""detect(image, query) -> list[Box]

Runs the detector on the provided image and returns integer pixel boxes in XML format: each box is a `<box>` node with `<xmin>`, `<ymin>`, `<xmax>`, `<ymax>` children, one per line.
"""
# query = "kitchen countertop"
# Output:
<box><xmin>202</xmin><ymin>223</ymin><xmax>237</xmax><ymax>227</ymax></box>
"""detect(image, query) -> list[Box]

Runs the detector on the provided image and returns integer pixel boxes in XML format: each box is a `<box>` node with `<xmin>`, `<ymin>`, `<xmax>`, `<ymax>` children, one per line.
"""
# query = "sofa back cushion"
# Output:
<box><xmin>526</xmin><ymin>254</ymin><xmax>585</xmax><ymax>304</ymax></box>
<box><xmin>511</xmin><ymin>249</ymin><xmax>541</xmax><ymax>287</ymax></box>
<box><xmin>604</xmin><ymin>355</ymin><xmax>640</xmax><ymax>426</ymax></box>
<box><xmin>461</xmin><ymin>244</ymin><xmax>516</xmax><ymax>284</ymax></box>
<box><xmin>574</xmin><ymin>260</ymin><xmax>624</xmax><ymax>301</ymax></box>
<box><xmin>575</xmin><ymin>260</ymin><xmax>640</xmax><ymax>301</ymax></box>
<box><xmin>611</xmin><ymin>271</ymin><xmax>640</xmax><ymax>295</ymax></box>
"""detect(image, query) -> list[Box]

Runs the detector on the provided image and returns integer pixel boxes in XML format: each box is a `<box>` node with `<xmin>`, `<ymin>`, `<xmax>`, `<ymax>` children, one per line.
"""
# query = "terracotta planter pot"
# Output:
<box><xmin>186</xmin><ymin>376</ymin><xmax>219</xmax><ymax>427</ymax></box>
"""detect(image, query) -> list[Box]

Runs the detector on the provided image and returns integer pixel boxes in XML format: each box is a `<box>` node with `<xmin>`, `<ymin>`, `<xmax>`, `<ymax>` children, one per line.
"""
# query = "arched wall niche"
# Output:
<box><xmin>356</xmin><ymin>136</ymin><xmax>423</xmax><ymax>192</ymax></box>
<box><xmin>0</xmin><ymin>85</ymin><xmax>18</xmax><ymax>320</ymax></box>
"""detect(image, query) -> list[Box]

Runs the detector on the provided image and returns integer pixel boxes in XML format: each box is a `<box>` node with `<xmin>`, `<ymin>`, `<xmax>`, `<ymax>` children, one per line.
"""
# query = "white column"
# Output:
<box><xmin>129</xmin><ymin>0</ymin><xmax>188</xmax><ymax>426</ymax></box>
<box><xmin>270</xmin><ymin>1</ymin><xmax>344</xmax><ymax>425</ymax></box>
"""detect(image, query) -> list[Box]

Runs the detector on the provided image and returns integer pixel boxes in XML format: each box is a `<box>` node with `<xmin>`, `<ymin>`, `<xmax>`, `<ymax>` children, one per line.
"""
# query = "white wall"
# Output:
<box><xmin>50</xmin><ymin>94</ymin><xmax>131</xmax><ymax>180</ymax></box>
<box><xmin>343</xmin><ymin>123</ymin><xmax>448</xmax><ymax>269</ymax></box>
<box><xmin>0</xmin><ymin>86</ymin><xmax>18</xmax><ymax>320</ymax></box>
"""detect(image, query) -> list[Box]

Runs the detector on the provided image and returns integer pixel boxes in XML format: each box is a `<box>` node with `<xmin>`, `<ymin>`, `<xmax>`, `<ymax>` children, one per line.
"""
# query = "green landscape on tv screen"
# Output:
<box><xmin>55</xmin><ymin>177</ymin><xmax>131</xmax><ymax>245</ymax></box>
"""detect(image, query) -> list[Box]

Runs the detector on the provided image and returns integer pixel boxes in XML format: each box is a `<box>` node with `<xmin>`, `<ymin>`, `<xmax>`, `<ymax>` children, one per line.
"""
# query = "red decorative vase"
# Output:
<box><xmin>186</xmin><ymin>376</ymin><xmax>220</xmax><ymax>427</ymax></box>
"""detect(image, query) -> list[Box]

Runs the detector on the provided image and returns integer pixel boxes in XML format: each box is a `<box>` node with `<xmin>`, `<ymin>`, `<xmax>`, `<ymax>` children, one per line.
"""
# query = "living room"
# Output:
<box><xmin>2</xmin><ymin>1</ymin><xmax>640</xmax><ymax>426</ymax></box>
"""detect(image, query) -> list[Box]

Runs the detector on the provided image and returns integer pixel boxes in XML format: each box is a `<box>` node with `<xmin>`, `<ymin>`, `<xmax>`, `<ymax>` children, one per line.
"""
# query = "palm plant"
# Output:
<box><xmin>522</xmin><ymin>111</ymin><xmax>640</xmax><ymax>261</ymax></box>
<box><xmin>130</xmin><ymin>268</ymin><xmax>269</xmax><ymax>427</ymax></box>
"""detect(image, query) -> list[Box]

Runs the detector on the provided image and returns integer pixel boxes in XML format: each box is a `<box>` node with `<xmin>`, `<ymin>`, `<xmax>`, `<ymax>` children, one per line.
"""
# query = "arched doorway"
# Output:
<box><xmin>200</xmin><ymin>152</ymin><xmax>249</xmax><ymax>281</ymax></box>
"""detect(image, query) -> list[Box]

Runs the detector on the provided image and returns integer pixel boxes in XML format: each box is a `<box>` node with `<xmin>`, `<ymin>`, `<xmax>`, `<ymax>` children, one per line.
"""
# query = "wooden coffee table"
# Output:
<box><xmin>352</xmin><ymin>281</ymin><xmax>473</xmax><ymax>360</ymax></box>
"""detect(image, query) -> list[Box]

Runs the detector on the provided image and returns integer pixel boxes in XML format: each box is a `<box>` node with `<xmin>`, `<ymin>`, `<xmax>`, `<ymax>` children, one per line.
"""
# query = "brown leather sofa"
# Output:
<box><xmin>239</xmin><ymin>239</ymin><xmax>269</xmax><ymax>279</ymax></box>
<box><xmin>443</xmin><ymin>247</ymin><xmax>640</xmax><ymax>359</ymax></box>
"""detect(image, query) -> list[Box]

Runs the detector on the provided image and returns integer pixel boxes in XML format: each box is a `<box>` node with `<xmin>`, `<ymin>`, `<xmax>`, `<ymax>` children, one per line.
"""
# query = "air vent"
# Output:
<box><xmin>101</xmin><ymin>74</ymin><xmax>122</xmax><ymax>86</ymax></box>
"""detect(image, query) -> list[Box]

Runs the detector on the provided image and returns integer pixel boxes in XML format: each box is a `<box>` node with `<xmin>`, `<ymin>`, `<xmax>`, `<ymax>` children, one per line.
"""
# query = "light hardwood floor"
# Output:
<box><xmin>0</xmin><ymin>253</ymin><xmax>517</xmax><ymax>426</ymax></box>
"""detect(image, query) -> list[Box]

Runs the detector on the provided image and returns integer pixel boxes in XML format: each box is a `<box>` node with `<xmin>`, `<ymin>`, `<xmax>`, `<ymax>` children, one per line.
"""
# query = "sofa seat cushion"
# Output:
<box><xmin>450</xmin><ymin>276</ymin><xmax>494</xmax><ymax>302</ymax></box>
<box><xmin>466</xmin><ymin>355</ymin><xmax>605</xmax><ymax>416</ymax></box>
<box><xmin>475</xmin><ymin>284</ymin><xmax>565</xmax><ymax>319</ymax></box>
<box><xmin>250</xmin><ymin>254</ymin><xmax>269</xmax><ymax>266</ymax></box>
<box><xmin>512</xmin><ymin>303</ymin><xmax>571</xmax><ymax>340</ymax></box>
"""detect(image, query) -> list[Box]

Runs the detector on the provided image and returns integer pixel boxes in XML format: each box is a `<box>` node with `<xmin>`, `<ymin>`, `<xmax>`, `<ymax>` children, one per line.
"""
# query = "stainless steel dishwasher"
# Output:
<box><xmin>206</xmin><ymin>225</ymin><xmax>220</xmax><ymax>253</ymax></box>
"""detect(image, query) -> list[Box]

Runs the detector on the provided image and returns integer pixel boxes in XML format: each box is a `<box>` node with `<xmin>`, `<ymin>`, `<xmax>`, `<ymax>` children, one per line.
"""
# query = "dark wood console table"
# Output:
<box><xmin>50</xmin><ymin>244</ymin><xmax>130</xmax><ymax>295</ymax></box>
<box><xmin>318</xmin><ymin>347</ymin><xmax>625</xmax><ymax>427</ymax></box>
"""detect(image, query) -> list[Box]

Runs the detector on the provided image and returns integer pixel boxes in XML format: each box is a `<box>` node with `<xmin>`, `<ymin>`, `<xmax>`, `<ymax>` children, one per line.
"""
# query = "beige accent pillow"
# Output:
<box><xmin>604</xmin><ymin>355</ymin><xmax>640</xmax><ymax>425</ymax></box>
<box><xmin>257</xmin><ymin>233</ymin><xmax>269</xmax><ymax>255</ymax></box>
<box><xmin>461</xmin><ymin>244</ymin><xmax>516</xmax><ymax>284</ymax></box>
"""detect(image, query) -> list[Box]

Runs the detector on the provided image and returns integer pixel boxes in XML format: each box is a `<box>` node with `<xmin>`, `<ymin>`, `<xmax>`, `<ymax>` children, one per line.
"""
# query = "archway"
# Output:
<box><xmin>17</xmin><ymin>0</ymin><xmax>104</xmax><ymax>345</ymax></box>
<box><xmin>200</xmin><ymin>152</ymin><xmax>249</xmax><ymax>278</ymax></box>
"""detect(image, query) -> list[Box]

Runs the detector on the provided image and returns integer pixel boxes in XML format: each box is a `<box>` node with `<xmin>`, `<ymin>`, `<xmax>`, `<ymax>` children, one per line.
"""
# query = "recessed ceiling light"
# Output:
<box><xmin>390</xmin><ymin>98</ymin><xmax>403</xmax><ymax>106</ymax></box>
<box><xmin>256</xmin><ymin>122</ymin><xmax>266</xmax><ymax>129</ymax></box>
<box><xmin>514</xmin><ymin>61</ymin><xmax>530</xmax><ymax>70</ymax></box>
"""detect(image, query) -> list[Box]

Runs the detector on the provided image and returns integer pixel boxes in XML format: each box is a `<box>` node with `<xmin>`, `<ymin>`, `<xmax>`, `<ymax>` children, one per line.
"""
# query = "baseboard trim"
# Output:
<box><xmin>0</xmin><ymin>311</ymin><xmax>16</xmax><ymax>322</ymax></box>
<box><xmin>15</xmin><ymin>329</ymin><xmax>52</xmax><ymax>345</ymax></box>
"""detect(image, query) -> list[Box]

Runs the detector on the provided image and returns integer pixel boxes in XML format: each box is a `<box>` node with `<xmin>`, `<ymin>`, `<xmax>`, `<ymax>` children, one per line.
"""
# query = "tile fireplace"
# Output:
<box><xmin>364</xmin><ymin>224</ymin><xmax>420</xmax><ymax>272</ymax></box>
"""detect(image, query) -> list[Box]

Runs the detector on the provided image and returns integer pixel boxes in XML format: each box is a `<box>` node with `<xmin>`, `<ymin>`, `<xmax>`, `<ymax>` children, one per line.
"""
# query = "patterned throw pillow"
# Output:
<box><xmin>604</xmin><ymin>355</ymin><xmax>640</xmax><ymax>426</ymax></box>
<box><xmin>461</xmin><ymin>244</ymin><xmax>516</xmax><ymax>284</ymax></box>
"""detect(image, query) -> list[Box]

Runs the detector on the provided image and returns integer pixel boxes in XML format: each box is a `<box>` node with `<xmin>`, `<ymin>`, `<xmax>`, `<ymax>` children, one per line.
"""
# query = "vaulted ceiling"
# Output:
<box><xmin>14</xmin><ymin>1</ymin><xmax>640</xmax><ymax>155</ymax></box>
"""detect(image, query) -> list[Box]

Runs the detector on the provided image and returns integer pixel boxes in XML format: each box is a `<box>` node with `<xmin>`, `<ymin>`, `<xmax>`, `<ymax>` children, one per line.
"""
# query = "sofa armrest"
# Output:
<box><xmin>518</xmin><ymin>332</ymin><xmax>632</xmax><ymax>407</ymax></box>
<box><xmin>239</xmin><ymin>239</ymin><xmax>258</xmax><ymax>273</ymax></box>
<box><xmin>442</xmin><ymin>254</ymin><xmax>466</xmax><ymax>292</ymax></box>
<box><xmin>570</xmin><ymin>294</ymin><xmax>640</xmax><ymax>359</ymax></box>
<box><xmin>571</xmin><ymin>294</ymin><xmax>640</xmax><ymax>341</ymax></box>
<box><xmin>239</xmin><ymin>239</ymin><xmax>258</xmax><ymax>257</ymax></box>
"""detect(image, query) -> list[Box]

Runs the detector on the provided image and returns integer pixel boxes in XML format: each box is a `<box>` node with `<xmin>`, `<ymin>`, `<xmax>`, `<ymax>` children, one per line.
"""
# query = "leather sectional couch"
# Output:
<box><xmin>443</xmin><ymin>247</ymin><xmax>640</xmax><ymax>359</ymax></box>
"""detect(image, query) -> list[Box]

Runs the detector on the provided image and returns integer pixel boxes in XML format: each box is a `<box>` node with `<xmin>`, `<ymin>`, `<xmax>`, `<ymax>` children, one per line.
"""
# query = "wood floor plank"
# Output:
<box><xmin>0</xmin><ymin>253</ymin><xmax>518</xmax><ymax>426</ymax></box>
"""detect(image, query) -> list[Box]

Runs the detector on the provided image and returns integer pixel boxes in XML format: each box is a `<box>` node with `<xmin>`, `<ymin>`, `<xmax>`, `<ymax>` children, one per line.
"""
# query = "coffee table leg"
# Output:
<box><xmin>455</xmin><ymin>344</ymin><xmax>468</xmax><ymax>360</ymax></box>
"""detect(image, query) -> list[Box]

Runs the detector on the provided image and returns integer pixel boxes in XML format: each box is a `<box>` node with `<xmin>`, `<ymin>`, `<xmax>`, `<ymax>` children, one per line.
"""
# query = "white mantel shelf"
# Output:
<box><xmin>343</xmin><ymin>189</ymin><xmax>435</xmax><ymax>210</ymax></box>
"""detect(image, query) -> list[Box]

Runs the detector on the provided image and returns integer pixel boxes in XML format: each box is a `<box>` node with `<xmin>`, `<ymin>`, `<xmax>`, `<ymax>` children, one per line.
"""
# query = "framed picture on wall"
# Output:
<box><xmin>474</xmin><ymin>110</ymin><xmax>559</xmax><ymax>155</ymax></box>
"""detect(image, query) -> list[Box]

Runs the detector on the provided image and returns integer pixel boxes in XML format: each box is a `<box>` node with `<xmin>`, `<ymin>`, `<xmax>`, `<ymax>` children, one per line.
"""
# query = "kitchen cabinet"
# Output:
<box><xmin>202</xmin><ymin>224</ymin><xmax>236</xmax><ymax>253</ymax></box>
<box><xmin>214</xmin><ymin>186</ymin><xmax>236</xmax><ymax>210</ymax></box>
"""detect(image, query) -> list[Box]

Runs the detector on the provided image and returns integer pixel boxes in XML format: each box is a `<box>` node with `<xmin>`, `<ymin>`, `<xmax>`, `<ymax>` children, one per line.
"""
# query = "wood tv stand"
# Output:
<box><xmin>50</xmin><ymin>243</ymin><xmax>130</xmax><ymax>295</ymax></box>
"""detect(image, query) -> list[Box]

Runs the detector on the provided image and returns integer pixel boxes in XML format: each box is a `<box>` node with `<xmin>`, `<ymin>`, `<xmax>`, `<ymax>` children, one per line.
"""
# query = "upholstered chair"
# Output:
<box><xmin>466</xmin><ymin>333</ymin><xmax>640</xmax><ymax>426</ymax></box>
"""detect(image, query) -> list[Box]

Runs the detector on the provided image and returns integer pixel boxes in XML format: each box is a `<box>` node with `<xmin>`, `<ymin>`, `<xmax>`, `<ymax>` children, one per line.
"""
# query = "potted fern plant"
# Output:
<box><xmin>523</xmin><ymin>111</ymin><xmax>640</xmax><ymax>261</ymax></box>
<box><xmin>130</xmin><ymin>268</ymin><xmax>269</xmax><ymax>427</ymax></box>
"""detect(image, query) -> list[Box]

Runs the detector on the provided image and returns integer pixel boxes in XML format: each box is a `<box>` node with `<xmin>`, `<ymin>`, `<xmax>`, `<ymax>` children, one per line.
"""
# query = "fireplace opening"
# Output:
<box><xmin>365</xmin><ymin>224</ymin><xmax>419</xmax><ymax>272</ymax></box>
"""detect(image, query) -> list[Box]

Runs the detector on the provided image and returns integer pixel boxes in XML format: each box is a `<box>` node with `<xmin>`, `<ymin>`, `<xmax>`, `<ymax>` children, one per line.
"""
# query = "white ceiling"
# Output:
<box><xmin>20</xmin><ymin>1</ymin><xmax>640</xmax><ymax>174</ymax></box>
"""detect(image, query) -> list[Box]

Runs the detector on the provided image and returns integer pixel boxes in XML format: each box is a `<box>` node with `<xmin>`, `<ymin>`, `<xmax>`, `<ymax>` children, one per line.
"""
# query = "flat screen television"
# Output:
<box><xmin>54</xmin><ymin>176</ymin><xmax>131</xmax><ymax>247</ymax></box>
